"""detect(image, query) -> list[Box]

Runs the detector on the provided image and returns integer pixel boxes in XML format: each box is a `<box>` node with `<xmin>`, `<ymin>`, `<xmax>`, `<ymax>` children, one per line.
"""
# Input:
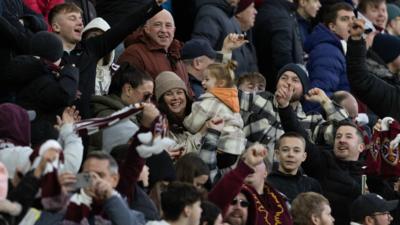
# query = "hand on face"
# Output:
<box><xmin>275</xmin><ymin>83</ymin><xmax>294</xmax><ymax>108</ymax></box>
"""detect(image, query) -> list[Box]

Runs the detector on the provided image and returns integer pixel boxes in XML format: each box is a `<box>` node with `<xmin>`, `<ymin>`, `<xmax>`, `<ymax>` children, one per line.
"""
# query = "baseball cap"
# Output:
<box><xmin>350</xmin><ymin>193</ymin><xmax>398</xmax><ymax>222</ymax></box>
<box><xmin>181</xmin><ymin>38</ymin><xmax>217</xmax><ymax>60</ymax></box>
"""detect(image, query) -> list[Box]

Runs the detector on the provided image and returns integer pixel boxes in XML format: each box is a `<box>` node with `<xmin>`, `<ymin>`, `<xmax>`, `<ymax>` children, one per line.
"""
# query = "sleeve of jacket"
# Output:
<box><xmin>104</xmin><ymin>195</ymin><xmax>145</xmax><ymax>225</ymax></box>
<box><xmin>183</xmin><ymin>100</ymin><xmax>211</xmax><ymax>133</ymax></box>
<box><xmin>191</xmin><ymin>10</ymin><xmax>223</xmax><ymax>49</ymax></box>
<box><xmin>86</xmin><ymin>1</ymin><xmax>162</xmax><ymax>60</ymax></box>
<box><xmin>309</xmin><ymin>101</ymin><xmax>350</xmax><ymax>144</ymax></box>
<box><xmin>198</xmin><ymin>128</ymin><xmax>221</xmax><ymax>182</ymax></box>
<box><xmin>208</xmin><ymin>161</ymin><xmax>254</xmax><ymax>215</ymax></box>
<box><xmin>58</xmin><ymin>123</ymin><xmax>83</xmax><ymax>174</ymax></box>
<box><xmin>278</xmin><ymin>106</ymin><xmax>328</xmax><ymax>179</ymax></box>
<box><xmin>307</xmin><ymin>45</ymin><xmax>342</xmax><ymax>98</ymax></box>
<box><xmin>347</xmin><ymin>38</ymin><xmax>400</xmax><ymax>121</ymax></box>
<box><xmin>116</xmin><ymin>126</ymin><xmax>147</xmax><ymax>203</ymax></box>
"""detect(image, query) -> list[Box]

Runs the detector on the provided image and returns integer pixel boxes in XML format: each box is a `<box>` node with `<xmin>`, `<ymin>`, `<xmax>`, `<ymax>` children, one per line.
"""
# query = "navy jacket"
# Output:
<box><xmin>303</xmin><ymin>23</ymin><xmax>349</xmax><ymax>112</ymax></box>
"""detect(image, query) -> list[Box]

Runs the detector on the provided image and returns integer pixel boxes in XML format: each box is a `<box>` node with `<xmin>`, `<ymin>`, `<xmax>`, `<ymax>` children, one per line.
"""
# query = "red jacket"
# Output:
<box><xmin>118</xmin><ymin>28</ymin><xmax>192</xmax><ymax>96</ymax></box>
<box><xmin>208</xmin><ymin>161</ymin><xmax>293</xmax><ymax>225</ymax></box>
<box><xmin>23</xmin><ymin>0</ymin><xmax>64</xmax><ymax>29</ymax></box>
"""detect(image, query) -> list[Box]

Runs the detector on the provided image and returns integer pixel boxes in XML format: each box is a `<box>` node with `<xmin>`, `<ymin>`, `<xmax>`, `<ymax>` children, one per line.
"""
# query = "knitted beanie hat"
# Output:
<box><xmin>155</xmin><ymin>71</ymin><xmax>188</xmax><ymax>102</ymax></box>
<box><xmin>277</xmin><ymin>63</ymin><xmax>310</xmax><ymax>95</ymax></box>
<box><xmin>371</xmin><ymin>34</ymin><xmax>400</xmax><ymax>64</ymax></box>
<box><xmin>236</xmin><ymin>0</ymin><xmax>254</xmax><ymax>14</ymax></box>
<box><xmin>387</xmin><ymin>3</ymin><xmax>400</xmax><ymax>22</ymax></box>
<box><xmin>30</xmin><ymin>31</ymin><xmax>64</xmax><ymax>62</ymax></box>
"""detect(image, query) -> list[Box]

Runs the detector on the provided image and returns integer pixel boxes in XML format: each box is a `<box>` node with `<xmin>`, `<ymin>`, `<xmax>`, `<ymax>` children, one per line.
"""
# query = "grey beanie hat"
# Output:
<box><xmin>155</xmin><ymin>71</ymin><xmax>188</xmax><ymax>102</ymax></box>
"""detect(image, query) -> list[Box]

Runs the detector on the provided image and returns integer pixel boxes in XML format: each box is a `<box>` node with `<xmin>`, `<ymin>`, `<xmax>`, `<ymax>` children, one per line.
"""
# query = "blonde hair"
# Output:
<box><xmin>206</xmin><ymin>60</ymin><xmax>237</xmax><ymax>88</ymax></box>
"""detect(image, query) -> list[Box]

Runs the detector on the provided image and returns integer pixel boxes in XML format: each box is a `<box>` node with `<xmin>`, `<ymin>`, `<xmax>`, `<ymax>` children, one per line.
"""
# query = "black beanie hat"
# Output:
<box><xmin>371</xmin><ymin>33</ymin><xmax>400</xmax><ymax>64</ymax></box>
<box><xmin>30</xmin><ymin>31</ymin><xmax>64</xmax><ymax>62</ymax></box>
<box><xmin>146</xmin><ymin>150</ymin><xmax>176</xmax><ymax>190</ymax></box>
<box><xmin>277</xmin><ymin>63</ymin><xmax>310</xmax><ymax>95</ymax></box>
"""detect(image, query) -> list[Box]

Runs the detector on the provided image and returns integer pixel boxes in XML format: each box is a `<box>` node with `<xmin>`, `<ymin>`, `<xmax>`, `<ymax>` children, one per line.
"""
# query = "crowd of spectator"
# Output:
<box><xmin>0</xmin><ymin>0</ymin><xmax>400</xmax><ymax>224</ymax></box>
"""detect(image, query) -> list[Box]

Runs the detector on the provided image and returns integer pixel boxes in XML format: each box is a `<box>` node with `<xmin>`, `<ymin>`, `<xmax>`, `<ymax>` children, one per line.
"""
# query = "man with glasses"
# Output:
<box><xmin>224</xmin><ymin>193</ymin><xmax>249</xmax><ymax>225</ymax></box>
<box><xmin>208</xmin><ymin>143</ymin><xmax>293</xmax><ymax>225</ymax></box>
<box><xmin>350</xmin><ymin>193</ymin><xmax>398</xmax><ymax>225</ymax></box>
<box><xmin>118</xmin><ymin>9</ymin><xmax>192</xmax><ymax>96</ymax></box>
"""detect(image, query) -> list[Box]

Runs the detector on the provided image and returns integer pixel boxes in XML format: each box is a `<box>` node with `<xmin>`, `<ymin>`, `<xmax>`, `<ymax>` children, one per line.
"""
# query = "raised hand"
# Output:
<box><xmin>242</xmin><ymin>143</ymin><xmax>267</xmax><ymax>168</ymax></box>
<box><xmin>350</xmin><ymin>19</ymin><xmax>366</xmax><ymax>40</ymax></box>
<box><xmin>54</xmin><ymin>106</ymin><xmax>81</xmax><ymax>130</ymax></box>
<box><xmin>141</xmin><ymin>103</ymin><xmax>160</xmax><ymax>128</ymax></box>
<box><xmin>221</xmin><ymin>33</ymin><xmax>249</xmax><ymax>53</ymax></box>
<box><xmin>304</xmin><ymin>88</ymin><xmax>330</xmax><ymax>105</ymax></box>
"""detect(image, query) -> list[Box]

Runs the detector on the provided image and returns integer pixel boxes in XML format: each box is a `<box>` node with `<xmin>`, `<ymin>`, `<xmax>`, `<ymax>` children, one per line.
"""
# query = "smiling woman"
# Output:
<box><xmin>155</xmin><ymin>71</ymin><xmax>204</xmax><ymax>157</ymax></box>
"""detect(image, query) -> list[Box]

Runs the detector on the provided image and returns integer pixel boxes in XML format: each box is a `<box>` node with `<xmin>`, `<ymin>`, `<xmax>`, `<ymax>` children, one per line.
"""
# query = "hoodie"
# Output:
<box><xmin>83</xmin><ymin>18</ymin><xmax>115</xmax><ymax>96</ymax></box>
<box><xmin>303</xmin><ymin>23</ymin><xmax>350</xmax><ymax>112</ymax></box>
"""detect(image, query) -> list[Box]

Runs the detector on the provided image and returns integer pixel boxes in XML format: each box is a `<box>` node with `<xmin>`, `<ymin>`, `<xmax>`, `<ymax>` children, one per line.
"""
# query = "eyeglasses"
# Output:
<box><xmin>143</xmin><ymin>93</ymin><xmax>153</xmax><ymax>102</ymax></box>
<box><xmin>231</xmin><ymin>198</ymin><xmax>250</xmax><ymax>208</ymax></box>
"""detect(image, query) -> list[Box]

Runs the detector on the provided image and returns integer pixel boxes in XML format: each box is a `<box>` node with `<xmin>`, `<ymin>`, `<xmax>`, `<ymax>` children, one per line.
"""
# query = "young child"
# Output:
<box><xmin>183</xmin><ymin>61</ymin><xmax>246</xmax><ymax>156</ymax></box>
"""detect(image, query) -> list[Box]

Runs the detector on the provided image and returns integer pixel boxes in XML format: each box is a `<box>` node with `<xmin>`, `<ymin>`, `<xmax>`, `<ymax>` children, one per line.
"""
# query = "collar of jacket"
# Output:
<box><xmin>270</xmin><ymin>169</ymin><xmax>304</xmax><ymax>178</ymax></box>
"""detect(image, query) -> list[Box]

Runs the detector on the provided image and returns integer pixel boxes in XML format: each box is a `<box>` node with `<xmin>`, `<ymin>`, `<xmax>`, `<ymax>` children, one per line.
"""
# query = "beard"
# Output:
<box><xmin>225</xmin><ymin>209</ymin><xmax>246</xmax><ymax>225</ymax></box>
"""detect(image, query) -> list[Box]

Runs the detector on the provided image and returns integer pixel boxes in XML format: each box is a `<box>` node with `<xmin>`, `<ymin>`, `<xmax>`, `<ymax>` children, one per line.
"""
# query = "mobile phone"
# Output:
<box><xmin>73</xmin><ymin>172</ymin><xmax>92</xmax><ymax>190</ymax></box>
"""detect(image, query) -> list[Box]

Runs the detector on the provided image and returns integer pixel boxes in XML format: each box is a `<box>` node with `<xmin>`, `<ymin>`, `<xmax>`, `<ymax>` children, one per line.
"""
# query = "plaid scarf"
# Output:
<box><xmin>74</xmin><ymin>103</ymin><xmax>144</xmax><ymax>136</ymax></box>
